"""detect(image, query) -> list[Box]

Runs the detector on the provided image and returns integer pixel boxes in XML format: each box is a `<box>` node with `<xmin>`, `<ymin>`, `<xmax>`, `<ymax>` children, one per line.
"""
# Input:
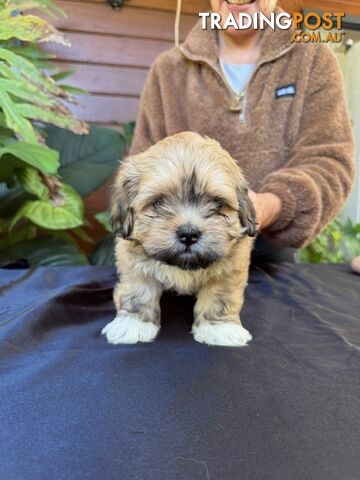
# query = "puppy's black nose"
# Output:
<box><xmin>177</xmin><ymin>225</ymin><xmax>201</xmax><ymax>246</ymax></box>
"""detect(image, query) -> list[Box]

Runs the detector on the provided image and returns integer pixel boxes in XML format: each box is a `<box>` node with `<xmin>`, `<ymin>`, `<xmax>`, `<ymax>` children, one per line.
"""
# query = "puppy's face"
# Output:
<box><xmin>111</xmin><ymin>132</ymin><xmax>256</xmax><ymax>270</ymax></box>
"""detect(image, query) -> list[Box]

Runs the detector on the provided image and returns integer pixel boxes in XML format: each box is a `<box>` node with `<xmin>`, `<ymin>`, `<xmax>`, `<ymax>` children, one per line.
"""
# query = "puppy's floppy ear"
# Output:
<box><xmin>110</xmin><ymin>158</ymin><xmax>139</xmax><ymax>239</ymax></box>
<box><xmin>237</xmin><ymin>185</ymin><xmax>257</xmax><ymax>238</ymax></box>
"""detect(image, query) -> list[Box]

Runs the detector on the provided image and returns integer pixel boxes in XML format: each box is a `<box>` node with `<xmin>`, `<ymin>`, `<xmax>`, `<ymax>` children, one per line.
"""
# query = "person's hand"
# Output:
<box><xmin>248</xmin><ymin>190</ymin><xmax>282</xmax><ymax>231</ymax></box>
<box><xmin>351</xmin><ymin>256</ymin><xmax>360</xmax><ymax>275</ymax></box>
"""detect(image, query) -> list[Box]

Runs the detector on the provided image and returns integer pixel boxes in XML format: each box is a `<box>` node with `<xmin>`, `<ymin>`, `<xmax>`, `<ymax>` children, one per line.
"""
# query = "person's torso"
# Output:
<box><xmin>154</xmin><ymin>29</ymin><xmax>317</xmax><ymax>191</ymax></box>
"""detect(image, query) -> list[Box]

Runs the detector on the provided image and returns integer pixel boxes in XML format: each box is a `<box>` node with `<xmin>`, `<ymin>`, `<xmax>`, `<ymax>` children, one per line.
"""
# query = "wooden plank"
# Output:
<box><xmin>50</xmin><ymin>1</ymin><xmax>197</xmax><ymax>41</ymax></box>
<box><xmin>75</xmin><ymin>0</ymin><xmax>210</xmax><ymax>14</ymax></box>
<box><xmin>123</xmin><ymin>0</ymin><xmax>209</xmax><ymax>14</ymax></box>
<box><xmin>68</xmin><ymin>95</ymin><xmax>140</xmax><ymax>123</ymax></box>
<box><xmin>54</xmin><ymin>62</ymin><xmax>147</xmax><ymax>95</ymax></box>
<box><xmin>57</xmin><ymin>0</ymin><xmax>360</xmax><ymax>16</ymax></box>
<box><xmin>44</xmin><ymin>32</ymin><xmax>172</xmax><ymax>67</ymax></box>
<box><xmin>301</xmin><ymin>0</ymin><xmax>360</xmax><ymax>15</ymax></box>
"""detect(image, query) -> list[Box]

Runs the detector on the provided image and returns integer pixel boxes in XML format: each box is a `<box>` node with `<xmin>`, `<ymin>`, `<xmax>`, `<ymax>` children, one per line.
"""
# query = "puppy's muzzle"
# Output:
<box><xmin>150</xmin><ymin>223</ymin><xmax>218</xmax><ymax>270</ymax></box>
<box><xmin>176</xmin><ymin>224</ymin><xmax>201</xmax><ymax>247</ymax></box>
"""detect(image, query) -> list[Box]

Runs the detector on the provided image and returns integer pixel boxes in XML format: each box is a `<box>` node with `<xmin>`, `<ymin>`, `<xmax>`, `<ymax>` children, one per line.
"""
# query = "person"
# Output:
<box><xmin>129</xmin><ymin>0</ymin><xmax>355</xmax><ymax>264</ymax></box>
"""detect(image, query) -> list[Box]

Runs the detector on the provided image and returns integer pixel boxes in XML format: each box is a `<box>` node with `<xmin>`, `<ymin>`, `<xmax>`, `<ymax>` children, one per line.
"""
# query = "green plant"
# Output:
<box><xmin>87</xmin><ymin>125</ymin><xmax>136</xmax><ymax>268</ymax></box>
<box><xmin>0</xmin><ymin>0</ymin><xmax>89</xmax><ymax>262</ymax></box>
<box><xmin>0</xmin><ymin>0</ymin><xmax>128</xmax><ymax>267</ymax></box>
<box><xmin>299</xmin><ymin>218</ymin><xmax>360</xmax><ymax>264</ymax></box>
<box><xmin>91</xmin><ymin>211</ymin><xmax>114</xmax><ymax>266</ymax></box>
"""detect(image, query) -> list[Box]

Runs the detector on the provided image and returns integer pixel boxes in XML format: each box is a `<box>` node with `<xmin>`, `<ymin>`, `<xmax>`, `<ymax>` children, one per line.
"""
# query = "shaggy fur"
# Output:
<box><xmin>102</xmin><ymin>132</ymin><xmax>256</xmax><ymax>346</ymax></box>
<box><xmin>130</xmin><ymin>19</ymin><xmax>355</xmax><ymax>248</ymax></box>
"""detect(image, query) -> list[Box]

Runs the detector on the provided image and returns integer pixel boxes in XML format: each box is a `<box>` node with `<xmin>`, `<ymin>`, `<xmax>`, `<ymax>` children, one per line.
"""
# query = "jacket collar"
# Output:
<box><xmin>180</xmin><ymin>12</ymin><xmax>295</xmax><ymax>68</ymax></box>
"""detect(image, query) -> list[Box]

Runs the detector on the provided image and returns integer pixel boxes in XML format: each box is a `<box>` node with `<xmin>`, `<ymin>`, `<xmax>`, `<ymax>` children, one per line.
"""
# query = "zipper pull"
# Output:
<box><xmin>230</xmin><ymin>92</ymin><xmax>245</xmax><ymax>112</ymax></box>
<box><xmin>235</xmin><ymin>92</ymin><xmax>245</xmax><ymax>106</ymax></box>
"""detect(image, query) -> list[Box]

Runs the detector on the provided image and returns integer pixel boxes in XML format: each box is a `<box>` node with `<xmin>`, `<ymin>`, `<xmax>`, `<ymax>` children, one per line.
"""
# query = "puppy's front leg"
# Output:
<box><xmin>192</xmin><ymin>273</ymin><xmax>252</xmax><ymax>347</ymax></box>
<box><xmin>102</xmin><ymin>275</ymin><xmax>163</xmax><ymax>345</ymax></box>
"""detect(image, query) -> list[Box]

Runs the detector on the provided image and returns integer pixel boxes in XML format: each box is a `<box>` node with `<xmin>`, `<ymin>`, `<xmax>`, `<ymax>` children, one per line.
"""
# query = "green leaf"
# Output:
<box><xmin>331</xmin><ymin>228</ymin><xmax>341</xmax><ymax>240</ymax></box>
<box><xmin>94</xmin><ymin>211</ymin><xmax>112</xmax><ymax>233</ymax></box>
<box><xmin>17</xmin><ymin>167</ymin><xmax>49</xmax><ymax>199</ymax></box>
<box><xmin>0</xmin><ymin>224</ymin><xmax>37</xmax><ymax>250</ymax></box>
<box><xmin>11</xmin><ymin>183</ymin><xmax>84</xmax><ymax>231</ymax></box>
<box><xmin>0</xmin><ymin>181</ymin><xmax>34</xmax><ymax>217</ymax></box>
<box><xmin>300</xmin><ymin>217</ymin><xmax>360</xmax><ymax>264</ymax></box>
<box><xmin>45</xmin><ymin>125</ymin><xmax>125</xmax><ymax>197</ymax></box>
<box><xmin>123</xmin><ymin>121</ymin><xmax>135</xmax><ymax>149</ymax></box>
<box><xmin>0</xmin><ymin>125</ymin><xmax>16</xmax><ymax>145</ymax></box>
<box><xmin>90</xmin><ymin>235</ymin><xmax>115</xmax><ymax>267</ymax></box>
<box><xmin>16</xmin><ymin>103</ymin><xmax>88</xmax><ymax>135</ymax></box>
<box><xmin>344</xmin><ymin>236</ymin><xmax>360</xmax><ymax>258</ymax></box>
<box><xmin>0</xmin><ymin>78</ymin><xmax>59</xmax><ymax>109</ymax></box>
<box><xmin>72</xmin><ymin>227</ymin><xmax>94</xmax><ymax>243</ymax></box>
<box><xmin>51</xmin><ymin>69</ymin><xmax>76</xmax><ymax>81</ymax></box>
<box><xmin>10</xmin><ymin>44</ymin><xmax>56</xmax><ymax>61</ymax></box>
<box><xmin>59</xmin><ymin>85</ymin><xmax>88</xmax><ymax>96</ymax></box>
<box><xmin>0</xmin><ymin>47</ymin><xmax>62</xmax><ymax>97</ymax></box>
<box><xmin>0</xmin><ymin>0</ymin><xmax>66</xmax><ymax>20</ymax></box>
<box><xmin>0</xmin><ymin>237</ymin><xmax>89</xmax><ymax>267</ymax></box>
<box><xmin>0</xmin><ymin>89</ymin><xmax>39</xmax><ymax>143</ymax></box>
<box><xmin>1</xmin><ymin>45</ymin><xmax>56</xmax><ymax>70</ymax></box>
<box><xmin>0</xmin><ymin>15</ymin><xmax>70</xmax><ymax>44</ymax></box>
<box><xmin>354</xmin><ymin>225</ymin><xmax>360</xmax><ymax>235</ymax></box>
<box><xmin>0</xmin><ymin>142</ymin><xmax>59</xmax><ymax>176</ymax></box>
<box><xmin>32</xmin><ymin>59</ymin><xmax>58</xmax><ymax>70</ymax></box>
<box><xmin>0</xmin><ymin>217</ymin><xmax>10</xmax><ymax>234</ymax></box>
<box><xmin>42</xmin><ymin>228</ymin><xmax>81</xmax><ymax>249</ymax></box>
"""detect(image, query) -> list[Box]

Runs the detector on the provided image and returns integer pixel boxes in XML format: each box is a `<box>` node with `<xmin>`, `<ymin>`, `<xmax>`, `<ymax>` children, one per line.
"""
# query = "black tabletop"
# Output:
<box><xmin>0</xmin><ymin>264</ymin><xmax>359</xmax><ymax>480</ymax></box>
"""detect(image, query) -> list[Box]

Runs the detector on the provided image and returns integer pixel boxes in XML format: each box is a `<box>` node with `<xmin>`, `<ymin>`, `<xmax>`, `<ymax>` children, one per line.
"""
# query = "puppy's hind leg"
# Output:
<box><xmin>102</xmin><ymin>276</ymin><xmax>163</xmax><ymax>345</ymax></box>
<box><xmin>192</xmin><ymin>272</ymin><xmax>252</xmax><ymax>347</ymax></box>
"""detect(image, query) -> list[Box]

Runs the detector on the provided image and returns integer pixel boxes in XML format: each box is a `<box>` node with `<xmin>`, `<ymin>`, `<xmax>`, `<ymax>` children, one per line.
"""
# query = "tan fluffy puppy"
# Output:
<box><xmin>102</xmin><ymin>132</ymin><xmax>256</xmax><ymax>347</ymax></box>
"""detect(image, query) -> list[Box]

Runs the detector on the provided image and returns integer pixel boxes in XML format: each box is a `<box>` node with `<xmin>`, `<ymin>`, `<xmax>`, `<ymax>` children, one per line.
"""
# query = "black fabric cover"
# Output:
<box><xmin>0</xmin><ymin>264</ymin><xmax>359</xmax><ymax>480</ymax></box>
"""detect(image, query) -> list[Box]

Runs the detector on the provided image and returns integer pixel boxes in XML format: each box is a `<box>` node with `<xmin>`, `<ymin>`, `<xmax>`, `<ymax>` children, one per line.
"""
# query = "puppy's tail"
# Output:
<box><xmin>174</xmin><ymin>0</ymin><xmax>182</xmax><ymax>49</ymax></box>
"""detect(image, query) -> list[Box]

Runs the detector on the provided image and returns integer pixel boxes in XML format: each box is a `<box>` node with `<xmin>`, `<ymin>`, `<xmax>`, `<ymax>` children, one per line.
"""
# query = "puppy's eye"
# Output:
<box><xmin>212</xmin><ymin>197</ymin><xmax>224</xmax><ymax>208</ymax></box>
<box><xmin>204</xmin><ymin>197</ymin><xmax>225</xmax><ymax>218</ymax></box>
<box><xmin>151</xmin><ymin>196</ymin><xmax>165</xmax><ymax>209</ymax></box>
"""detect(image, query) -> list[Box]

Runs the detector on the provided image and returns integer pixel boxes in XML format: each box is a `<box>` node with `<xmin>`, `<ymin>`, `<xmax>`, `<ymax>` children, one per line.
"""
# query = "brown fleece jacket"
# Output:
<box><xmin>130</xmin><ymin>21</ymin><xmax>355</xmax><ymax>248</ymax></box>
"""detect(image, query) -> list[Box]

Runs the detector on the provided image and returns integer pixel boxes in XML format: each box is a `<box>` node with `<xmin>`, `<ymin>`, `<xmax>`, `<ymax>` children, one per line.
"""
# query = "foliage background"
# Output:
<box><xmin>0</xmin><ymin>0</ymin><xmax>128</xmax><ymax>267</ymax></box>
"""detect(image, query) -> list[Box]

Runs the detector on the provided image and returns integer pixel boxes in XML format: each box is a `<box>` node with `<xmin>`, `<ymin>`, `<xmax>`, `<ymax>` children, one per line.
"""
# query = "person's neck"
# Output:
<box><xmin>218</xmin><ymin>30</ymin><xmax>263</xmax><ymax>64</ymax></box>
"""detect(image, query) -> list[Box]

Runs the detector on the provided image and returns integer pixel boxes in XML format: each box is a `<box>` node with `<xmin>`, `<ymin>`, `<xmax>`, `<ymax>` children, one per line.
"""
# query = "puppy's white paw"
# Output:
<box><xmin>102</xmin><ymin>312</ymin><xmax>159</xmax><ymax>345</ymax></box>
<box><xmin>192</xmin><ymin>322</ymin><xmax>252</xmax><ymax>347</ymax></box>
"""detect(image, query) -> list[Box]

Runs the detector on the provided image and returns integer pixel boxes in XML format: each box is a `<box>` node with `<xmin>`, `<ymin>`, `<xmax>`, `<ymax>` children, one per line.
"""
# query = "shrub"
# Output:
<box><xmin>299</xmin><ymin>218</ymin><xmax>360</xmax><ymax>264</ymax></box>
<box><xmin>0</xmin><ymin>0</ymin><xmax>128</xmax><ymax>266</ymax></box>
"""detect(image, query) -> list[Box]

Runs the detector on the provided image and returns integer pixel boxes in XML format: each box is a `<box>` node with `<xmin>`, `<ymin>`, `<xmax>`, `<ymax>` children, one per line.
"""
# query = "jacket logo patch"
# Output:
<box><xmin>275</xmin><ymin>84</ymin><xmax>296</xmax><ymax>99</ymax></box>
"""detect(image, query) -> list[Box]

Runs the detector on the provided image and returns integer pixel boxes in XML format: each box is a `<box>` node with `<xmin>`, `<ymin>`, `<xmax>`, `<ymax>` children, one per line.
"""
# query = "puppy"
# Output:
<box><xmin>102</xmin><ymin>132</ymin><xmax>256</xmax><ymax>347</ymax></box>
